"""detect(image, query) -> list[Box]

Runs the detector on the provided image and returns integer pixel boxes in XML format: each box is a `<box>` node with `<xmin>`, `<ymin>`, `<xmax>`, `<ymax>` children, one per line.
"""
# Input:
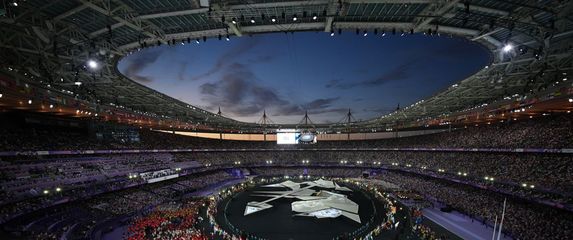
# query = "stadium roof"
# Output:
<box><xmin>1</xmin><ymin>0</ymin><xmax>572</xmax><ymax>131</ymax></box>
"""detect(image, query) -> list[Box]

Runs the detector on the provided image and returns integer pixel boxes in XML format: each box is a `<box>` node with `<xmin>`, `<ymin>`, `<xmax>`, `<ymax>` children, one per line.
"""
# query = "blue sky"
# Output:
<box><xmin>118</xmin><ymin>32</ymin><xmax>490</xmax><ymax>123</ymax></box>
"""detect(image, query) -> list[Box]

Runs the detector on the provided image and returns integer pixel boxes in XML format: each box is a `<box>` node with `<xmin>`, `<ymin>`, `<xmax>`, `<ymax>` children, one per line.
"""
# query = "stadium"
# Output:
<box><xmin>0</xmin><ymin>0</ymin><xmax>572</xmax><ymax>239</ymax></box>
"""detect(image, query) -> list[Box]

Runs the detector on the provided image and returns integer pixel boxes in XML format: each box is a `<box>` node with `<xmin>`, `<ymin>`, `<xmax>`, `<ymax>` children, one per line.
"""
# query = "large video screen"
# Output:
<box><xmin>276</xmin><ymin>129</ymin><xmax>300</xmax><ymax>144</ymax></box>
<box><xmin>276</xmin><ymin>129</ymin><xmax>316</xmax><ymax>144</ymax></box>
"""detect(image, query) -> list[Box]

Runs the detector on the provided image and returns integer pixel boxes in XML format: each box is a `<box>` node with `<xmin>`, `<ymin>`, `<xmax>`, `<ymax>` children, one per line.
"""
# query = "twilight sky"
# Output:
<box><xmin>118</xmin><ymin>32</ymin><xmax>490</xmax><ymax>124</ymax></box>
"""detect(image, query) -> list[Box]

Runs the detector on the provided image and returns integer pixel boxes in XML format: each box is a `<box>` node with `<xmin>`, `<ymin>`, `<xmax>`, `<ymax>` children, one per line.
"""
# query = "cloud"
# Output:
<box><xmin>248</xmin><ymin>54</ymin><xmax>276</xmax><ymax>64</ymax></box>
<box><xmin>199</xmin><ymin>82</ymin><xmax>217</xmax><ymax>95</ymax></box>
<box><xmin>190</xmin><ymin>40</ymin><xmax>258</xmax><ymax>81</ymax></box>
<box><xmin>305</xmin><ymin>97</ymin><xmax>339</xmax><ymax>110</ymax></box>
<box><xmin>200</xmin><ymin>63</ymin><xmax>344</xmax><ymax>118</ymax></box>
<box><xmin>359</xmin><ymin>63</ymin><xmax>410</xmax><ymax>86</ymax></box>
<box><xmin>272</xmin><ymin>97</ymin><xmax>342</xmax><ymax>116</ymax></box>
<box><xmin>176</xmin><ymin>62</ymin><xmax>189</xmax><ymax>81</ymax></box>
<box><xmin>123</xmin><ymin>49</ymin><xmax>161</xmax><ymax>83</ymax></box>
<box><xmin>325</xmin><ymin>79</ymin><xmax>343</xmax><ymax>88</ymax></box>
<box><xmin>199</xmin><ymin>62</ymin><xmax>292</xmax><ymax>117</ymax></box>
<box><xmin>308</xmin><ymin>107</ymin><xmax>348</xmax><ymax>115</ymax></box>
<box><xmin>326</xmin><ymin>62</ymin><xmax>411</xmax><ymax>90</ymax></box>
<box><xmin>362</xmin><ymin>107</ymin><xmax>395</xmax><ymax>114</ymax></box>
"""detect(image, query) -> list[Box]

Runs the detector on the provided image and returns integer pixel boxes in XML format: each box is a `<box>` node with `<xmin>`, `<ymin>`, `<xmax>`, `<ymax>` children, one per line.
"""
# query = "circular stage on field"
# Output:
<box><xmin>218</xmin><ymin>180</ymin><xmax>379</xmax><ymax>240</ymax></box>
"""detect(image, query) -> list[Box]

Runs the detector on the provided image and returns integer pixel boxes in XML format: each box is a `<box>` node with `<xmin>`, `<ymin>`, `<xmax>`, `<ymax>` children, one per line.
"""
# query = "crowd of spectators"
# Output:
<box><xmin>126</xmin><ymin>200</ymin><xmax>209</xmax><ymax>240</ymax></box>
<box><xmin>373</xmin><ymin>171</ymin><xmax>573</xmax><ymax>240</ymax></box>
<box><xmin>1</xmin><ymin>151</ymin><xmax>571</xmax><ymax>225</ymax></box>
<box><xmin>1</xmin><ymin>113</ymin><xmax>572</xmax><ymax>239</ymax></box>
<box><xmin>3</xmin><ymin>165</ymin><xmax>572</xmax><ymax>240</ymax></box>
<box><xmin>0</xmin><ymin>170</ymin><xmax>234</xmax><ymax>225</ymax></box>
<box><xmin>0</xmin><ymin>153</ymin><xmax>175</xmax><ymax>202</ymax></box>
<box><xmin>1</xmin><ymin>114</ymin><xmax>571</xmax><ymax>152</ymax></box>
<box><xmin>248</xmin><ymin>167</ymin><xmax>364</xmax><ymax>178</ymax></box>
<box><xmin>178</xmin><ymin>151</ymin><xmax>573</xmax><ymax>200</ymax></box>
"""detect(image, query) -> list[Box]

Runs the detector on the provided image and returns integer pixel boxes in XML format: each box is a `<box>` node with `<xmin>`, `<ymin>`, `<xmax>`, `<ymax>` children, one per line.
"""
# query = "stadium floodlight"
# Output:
<box><xmin>502</xmin><ymin>43</ymin><xmax>513</xmax><ymax>52</ymax></box>
<box><xmin>87</xmin><ymin>59</ymin><xmax>98</xmax><ymax>69</ymax></box>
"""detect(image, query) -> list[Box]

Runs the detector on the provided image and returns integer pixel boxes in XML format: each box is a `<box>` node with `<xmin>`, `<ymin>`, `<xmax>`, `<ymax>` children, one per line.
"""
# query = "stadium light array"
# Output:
<box><xmin>502</xmin><ymin>43</ymin><xmax>513</xmax><ymax>52</ymax></box>
<box><xmin>87</xmin><ymin>59</ymin><xmax>98</xmax><ymax>69</ymax></box>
